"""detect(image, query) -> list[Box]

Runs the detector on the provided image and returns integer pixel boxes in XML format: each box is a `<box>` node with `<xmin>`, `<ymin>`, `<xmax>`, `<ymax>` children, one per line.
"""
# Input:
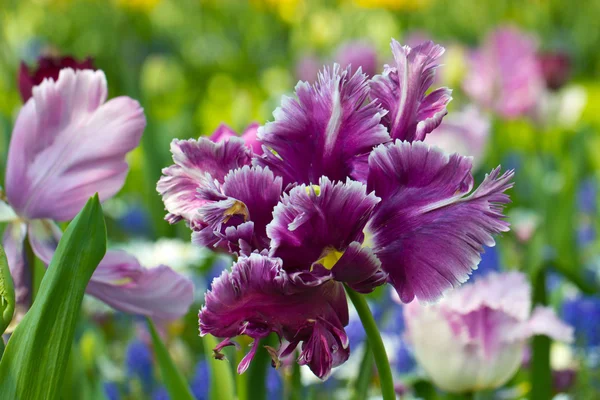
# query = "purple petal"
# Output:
<box><xmin>367</xmin><ymin>141</ymin><xmax>513</xmax><ymax>303</ymax></box>
<box><xmin>86</xmin><ymin>254</ymin><xmax>194</xmax><ymax>320</ymax></box>
<box><xmin>192</xmin><ymin>166</ymin><xmax>282</xmax><ymax>253</ymax></box>
<box><xmin>199</xmin><ymin>254</ymin><xmax>349</xmax><ymax>379</ymax></box>
<box><xmin>3</xmin><ymin>222</ymin><xmax>29</xmax><ymax>305</ymax></box>
<box><xmin>28</xmin><ymin>220</ymin><xmax>194</xmax><ymax>319</ymax></box>
<box><xmin>267</xmin><ymin>177</ymin><xmax>382</xmax><ymax>286</ymax></box>
<box><xmin>6</xmin><ymin>69</ymin><xmax>145</xmax><ymax>221</ymax></box>
<box><xmin>331</xmin><ymin>242</ymin><xmax>388</xmax><ymax>293</ymax></box>
<box><xmin>210</xmin><ymin>123</ymin><xmax>263</xmax><ymax>155</ymax></box>
<box><xmin>370</xmin><ymin>40</ymin><xmax>452</xmax><ymax>142</ymax></box>
<box><xmin>209</xmin><ymin>124</ymin><xmax>238</xmax><ymax>142</ymax></box>
<box><xmin>256</xmin><ymin>65</ymin><xmax>389</xmax><ymax>186</ymax></box>
<box><xmin>157</xmin><ymin>137</ymin><xmax>252</xmax><ymax>226</ymax></box>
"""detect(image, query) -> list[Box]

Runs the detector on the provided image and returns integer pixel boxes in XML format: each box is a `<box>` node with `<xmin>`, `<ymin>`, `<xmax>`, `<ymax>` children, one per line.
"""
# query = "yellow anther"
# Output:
<box><xmin>305</xmin><ymin>185</ymin><xmax>321</xmax><ymax>196</ymax></box>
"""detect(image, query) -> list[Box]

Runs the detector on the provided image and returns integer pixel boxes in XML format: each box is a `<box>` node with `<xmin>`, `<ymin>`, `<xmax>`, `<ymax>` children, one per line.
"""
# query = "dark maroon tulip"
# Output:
<box><xmin>18</xmin><ymin>55</ymin><xmax>95</xmax><ymax>101</ymax></box>
<box><xmin>538</xmin><ymin>51</ymin><xmax>571</xmax><ymax>91</ymax></box>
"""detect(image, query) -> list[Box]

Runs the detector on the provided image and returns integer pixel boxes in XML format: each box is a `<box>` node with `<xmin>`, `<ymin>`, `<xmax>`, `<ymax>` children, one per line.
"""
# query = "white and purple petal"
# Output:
<box><xmin>370</xmin><ymin>40</ymin><xmax>452</xmax><ymax>142</ymax></box>
<box><xmin>367</xmin><ymin>141</ymin><xmax>513</xmax><ymax>303</ymax></box>
<box><xmin>2</xmin><ymin>222</ymin><xmax>29</xmax><ymax>305</ymax></box>
<box><xmin>157</xmin><ymin>137</ymin><xmax>251</xmax><ymax>225</ymax></box>
<box><xmin>256</xmin><ymin>65</ymin><xmax>389</xmax><ymax>186</ymax></box>
<box><xmin>5</xmin><ymin>68</ymin><xmax>145</xmax><ymax>221</ymax></box>
<box><xmin>199</xmin><ymin>254</ymin><xmax>349</xmax><ymax>379</ymax></box>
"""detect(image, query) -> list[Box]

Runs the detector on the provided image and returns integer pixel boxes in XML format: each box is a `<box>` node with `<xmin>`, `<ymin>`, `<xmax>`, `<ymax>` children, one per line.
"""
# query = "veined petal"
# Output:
<box><xmin>157</xmin><ymin>137</ymin><xmax>251</xmax><ymax>225</ymax></box>
<box><xmin>6</xmin><ymin>68</ymin><xmax>145</xmax><ymax>221</ymax></box>
<box><xmin>267</xmin><ymin>177</ymin><xmax>384</xmax><ymax>291</ymax></box>
<box><xmin>28</xmin><ymin>220</ymin><xmax>194</xmax><ymax>320</ymax></box>
<box><xmin>199</xmin><ymin>254</ymin><xmax>349</xmax><ymax>379</ymax></box>
<box><xmin>370</xmin><ymin>40</ymin><xmax>451</xmax><ymax>142</ymax></box>
<box><xmin>2</xmin><ymin>222</ymin><xmax>29</xmax><ymax>305</ymax></box>
<box><xmin>192</xmin><ymin>166</ymin><xmax>283</xmax><ymax>253</ymax></box>
<box><xmin>367</xmin><ymin>141</ymin><xmax>513</xmax><ymax>303</ymax></box>
<box><xmin>256</xmin><ymin>65</ymin><xmax>389</xmax><ymax>186</ymax></box>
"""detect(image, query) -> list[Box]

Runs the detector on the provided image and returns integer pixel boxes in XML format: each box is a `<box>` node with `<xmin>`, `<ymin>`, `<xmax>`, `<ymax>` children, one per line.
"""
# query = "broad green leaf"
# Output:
<box><xmin>204</xmin><ymin>334</ymin><xmax>235</xmax><ymax>400</ymax></box>
<box><xmin>0</xmin><ymin>245</ymin><xmax>15</xmax><ymax>335</ymax></box>
<box><xmin>146</xmin><ymin>318</ymin><xmax>195</xmax><ymax>400</ymax></box>
<box><xmin>0</xmin><ymin>194</ymin><xmax>106</xmax><ymax>400</ymax></box>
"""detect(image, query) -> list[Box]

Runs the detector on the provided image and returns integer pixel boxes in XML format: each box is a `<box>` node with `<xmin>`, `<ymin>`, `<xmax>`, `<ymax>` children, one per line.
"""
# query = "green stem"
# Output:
<box><xmin>289</xmin><ymin>352</ymin><xmax>303</xmax><ymax>400</ymax></box>
<box><xmin>235</xmin><ymin>348</ymin><xmax>248</xmax><ymax>400</ymax></box>
<box><xmin>344</xmin><ymin>285</ymin><xmax>395</xmax><ymax>400</ymax></box>
<box><xmin>245</xmin><ymin>333</ymin><xmax>278</xmax><ymax>400</ymax></box>
<box><xmin>530</xmin><ymin>268</ymin><xmax>552</xmax><ymax>400</ymax></box>
<box><xmin>351</xmin><ymin>342</ymin><xmax>374</xmax><ymax>400</ymax></box>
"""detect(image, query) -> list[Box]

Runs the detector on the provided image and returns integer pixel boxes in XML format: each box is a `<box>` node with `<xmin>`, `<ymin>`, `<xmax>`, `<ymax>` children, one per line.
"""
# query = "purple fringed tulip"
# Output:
<box><xmin>199</xmin><ymin>254</ymin><xmax>349</xmax><ymax>379</ymax></box>
<box><xmin>2</xmin><ymin>68</ymin><xmax>193</xmax><ymax>319</ymax></box>
<box><xmin>19</xmin><ymin>55</ymin><xmax>95</xmax><ymax>102</ymax></box>
<box><xmin>424</xmin><ymin>105</ymin><xmax>490</xmax><ymax>169</ymax></box>
<box><xmin>159</xmin><ymin>38</ymin><xmax>514</xmax><ymax>379</ymax></box>
<box><xmin>370</xmin><ymin>40</ymin><xmax>452</xmax><ymax>143</ymax></box>
<box><xmin>334</xmin><ymin>40</ymin><xmax>379</xmax><ymax>77</ymax></box>
<box><xmin>257</xmin><ymin>64</ymin><xmax>390</xmax><ymax>187</ymax></box>
<box><xmin>209</xmin><ymin>123</ymin><xmax>263</xmax><ymax>155</ymax></box>
<box><xmin>366</xmin><ymin>141</ymin><xmax>513</xmax><ymax>303</ymax></box>
<box><xmin>404</xmin><ymin>272</ymin><xmax>573</xmax><ymax>393</ymax></box>
<box><xmin>463</xmin><ymin>27</ymin><xmax>545</xmax><ymax>119</ymax></box>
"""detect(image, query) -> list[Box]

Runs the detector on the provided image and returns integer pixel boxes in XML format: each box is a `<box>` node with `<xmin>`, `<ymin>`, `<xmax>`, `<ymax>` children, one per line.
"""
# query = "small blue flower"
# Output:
<box><xmin>562</xmin><ymin>296</ymin><xmax>600</xmax><ymax>348</ymax></box>
<box><xmin>191</xmin><ymin>360</ymin><xmax>210</xmax><ymax>400</ymax></box>
<box><xmin>125</xmin><ymin>340</ymin><xmax>154</xmax><ymax>393</ymax></box>
<box><xmin>103</xmin><ymin>382</ymin><xmax>120</xmax><ymax>400</ymax></box>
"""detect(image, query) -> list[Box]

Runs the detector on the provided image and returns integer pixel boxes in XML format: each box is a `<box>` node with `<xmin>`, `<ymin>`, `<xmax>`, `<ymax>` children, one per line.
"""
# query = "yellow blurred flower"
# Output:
<box><xmin>353</xmin><ymin>0</ymin><xmax>430</xmax><ymax>11</ymax></box>
<box><xmin>115</xmin><ymin>0</ymin><xmax>161</xmax><ymax>13</ymax></box>
<box><xmin>251</xmin><ymin>0</ymin><xmax>306</xmax><ymax>24</ymax></box>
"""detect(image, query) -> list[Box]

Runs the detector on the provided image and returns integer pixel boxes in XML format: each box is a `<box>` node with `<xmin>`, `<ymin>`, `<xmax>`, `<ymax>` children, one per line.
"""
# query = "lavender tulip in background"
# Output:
<box><xmin>424</xmin><ymin>105</ymin><xmax>490</xmax><ymax>170</ymax></box>
<box><xmin>334</xmin><ymin>40</ymin><xmax>379</xmax><ymax>77</ymax></box>
<box><xmin>404</xmin><ymin>272</ymin><xmax>573</xmax><ymax>393</ymax></box>
<box><xmin>1</xmin><ymin>68</ymin><xmax>193</xmax><ymax>320</ymax></box>
<box><xmin>159</xmin><ymin>38</ymin><xmax>514</xmax><ymax>379</ymax></box>
<box><xmin>463</xmin><ymin>27</ymin><xmax>546</xmax><ymax>119</ymax></box>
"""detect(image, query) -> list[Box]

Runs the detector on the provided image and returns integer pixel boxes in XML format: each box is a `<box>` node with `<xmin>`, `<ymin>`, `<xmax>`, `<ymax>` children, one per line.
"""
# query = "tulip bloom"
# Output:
<box><xmin>404</xmin><ymin>272</ymin><xmax>573</xmax><ymax>393</ymax></box>
<box><xmin>2</xmin><ymin>68</ymin><xmax>193</xmax><ymax>320</ymax></box>
<box><xmin>18</xmin><ymin>55</ymin><xmax>95</xmax><ymax>102</ymax></box>
<box><xmin>463</xmin><ymin>27</ymin><xmax>545</xmax><ymax>119</ymax></box>
<box><xmin>160</xmin><ymin>39</ymin><xmax>514</xmax><ymax>378</ymax></box>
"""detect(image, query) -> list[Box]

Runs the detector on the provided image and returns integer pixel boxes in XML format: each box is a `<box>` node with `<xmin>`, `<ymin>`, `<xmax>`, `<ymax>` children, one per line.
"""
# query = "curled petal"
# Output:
<box><xmin>157</xmin><ymin>137</ymin><xmax>251</xmax><ymax>225</ymax></box>
<box><xmin>331</xmin><ymin>242</ymin><xmax>388</xmax><ymax>293</ymax></box>
<box><xmin>267</xmin><ymin>177</ymin><xmax>381</xmax><ymax>278</ymax></box>
<box><xmin>367</xmin><ymin>141</ymin><xmax>513</xmax><ymax>303</ymax></box>
<box><xmin>28</xmin><ymin>220</ymin><xmax>194</xmax><ymax>320</ymax></box>
<box><xmin>6</xmin><ymin>69</ymin><xmax>145</xmax><ymax>221</ymax></box>
<box><xmin>199</xmin><ymin>254</ymin><xmax>349</xmax><ymax>379</ymax></box>
<box><xmin>257</xmin><ymin>65</ymin><xmax>389</xmax><ymax>186</ymax></box>
<box><xmin>2</xmin><ymin>222</ymin><xmax>29</xmax><ymax>306</ymax></box>
<box><xmin>371</xmin><ymin>40</ymin><xmax>451</xmax><ymax>142</ymax></box>
<box><xmin>193</xmin><ymin>166</ymin><xmax>283</xmax><ymax>253</ymax></box>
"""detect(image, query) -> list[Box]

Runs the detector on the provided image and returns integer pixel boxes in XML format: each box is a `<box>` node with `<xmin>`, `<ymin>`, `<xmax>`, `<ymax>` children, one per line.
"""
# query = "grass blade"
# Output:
<box><xmin>0</xmin><ymin>194</ymin><xmax>106</xmax><ymax>400</ymax></box>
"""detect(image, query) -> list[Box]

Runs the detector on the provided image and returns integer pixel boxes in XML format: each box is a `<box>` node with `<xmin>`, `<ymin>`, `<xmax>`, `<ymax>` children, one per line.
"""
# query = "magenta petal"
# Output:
<box><xmin>157</xmin><ymin>137</ymin><xmax>251</xmax><ymax>226</ymax></box>
<box><xmin>331</xmin><ymin>242</ymin><xmax>388</xmax><ymax>293</ymax></box>
<box><xmin>370</xmin><ymin>40</ymin><xmax>451</xmax><ymax>142</ymax></box>
<box><xmin>3</xmin><ymin>222</ymin><xmax>29</xmax><ymax>305</ymax></box>
<box><xmin>367</xmin><ymin>141</ymin><xmax>513</xmax><ymax>303</ymax></box>
<box><xmin>256</xmin><ymin>65</ymin><xmax>389</xmax><ymax>186</ymax></box>
<box><xmin>240</xmin><ymin>123</ymin><xmax>263</xmax><ymax>155</ymax></box>
<box><xmin>6</xmin><ymin>69</ymin><xmax>145</xmax><ymax>221</ymax></box>
<box><xmin>199</xmin><ymin>254</ymin><xmax>349</xmax><ymax>379</ymax></box>
<box><xmin>209</xmin><ymin>124</ymin><xmax>238</xmax><ymax>142</ymax></box>
<box><xmin>267</xmin><ymin>177</ymin><xmax>380</xmax><ymax>275</ymax></box>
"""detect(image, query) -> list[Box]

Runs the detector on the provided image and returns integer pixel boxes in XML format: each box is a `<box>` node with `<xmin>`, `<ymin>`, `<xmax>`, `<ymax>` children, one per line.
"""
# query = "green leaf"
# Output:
<box><xmin>0</xmin><ymin>244</ymin><xmax>15</xmax><ymax>335</ymax></box>
<box><xmin>0</xmin><ymin>194</ymin><xmax>107</xmax><ymax>400</ymax></box>
<box><xmin>146</xmin><ymin>318</ymin><xmax>195</xmax><ymax>400</ymax></box>
<box><xmin>203</xmin><ymin>334</ymin><xmax>235</xmax><ymax>400</ymax></box>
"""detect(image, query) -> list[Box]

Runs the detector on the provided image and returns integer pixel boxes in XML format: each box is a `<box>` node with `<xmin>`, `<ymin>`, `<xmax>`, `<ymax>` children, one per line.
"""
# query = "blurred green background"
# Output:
<box><xmin>1</xmin><ymin>0</ymin><xmax>599</xmax><ymax>399</ymax></box>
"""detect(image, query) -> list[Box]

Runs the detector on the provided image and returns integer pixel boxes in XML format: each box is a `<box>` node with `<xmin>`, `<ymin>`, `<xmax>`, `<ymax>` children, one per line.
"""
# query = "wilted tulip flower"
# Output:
<box><xmin>18</xmin><ymin>55</ymin><xmax>95</xmax><ymax>102</ymax></box>
<box><xmin>404</xmin><ymin>272</ymin><xmax>573</xmax><ymax>393</ymax></box>
<box><xmin>463</xmin><ymin>27</ymin><xmax>545</xmax><ymax>119</ymax></box>
<box><xmin>159</xmin><ymin>39</ymin><xmax>513</xmax><ymax>379</ymax></box>
<box><xmin>2</xmin><ymin>67</ymin><xmax>193</xmax><ymax>320</ymax></box>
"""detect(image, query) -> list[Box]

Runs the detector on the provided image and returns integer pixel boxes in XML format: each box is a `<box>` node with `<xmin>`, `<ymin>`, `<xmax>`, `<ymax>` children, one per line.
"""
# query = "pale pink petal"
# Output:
<box><xmin>2</xmin><ymin>222</ymin><xmax>29</xmax><ymax>305</ymax></box>
<box><xmin>5</xmin><ymin>69</ymin><xmax>145</xmax><ymax>221</ymax></box>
